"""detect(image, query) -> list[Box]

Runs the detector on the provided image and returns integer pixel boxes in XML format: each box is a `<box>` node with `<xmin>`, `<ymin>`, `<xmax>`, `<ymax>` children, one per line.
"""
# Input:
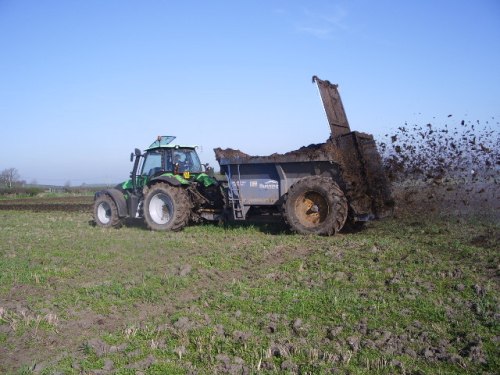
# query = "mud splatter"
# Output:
<box><xmin>378</xmin><ymin>117</ymin><xmax>499</xmax><ymax>184</ymax></box>
<box><xmin>378</xmin><ymin>116</ymin><xmax>499</xmax><ymax>218</ymax></box>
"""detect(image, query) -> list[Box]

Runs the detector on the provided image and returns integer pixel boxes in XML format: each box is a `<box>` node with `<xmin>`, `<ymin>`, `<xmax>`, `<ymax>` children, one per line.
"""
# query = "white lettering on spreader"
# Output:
<box><xmin>259</xmin><ymin>180</ymin><xmax>279</xmax><ymax>190</ymax></box>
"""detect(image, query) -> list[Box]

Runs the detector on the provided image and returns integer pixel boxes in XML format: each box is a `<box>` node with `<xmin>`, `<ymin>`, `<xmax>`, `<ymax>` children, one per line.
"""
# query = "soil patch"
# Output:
<box><xmin>0</xmin><ymin>196</ymin><xmax>93</xmax><ymax>212</ymax></box>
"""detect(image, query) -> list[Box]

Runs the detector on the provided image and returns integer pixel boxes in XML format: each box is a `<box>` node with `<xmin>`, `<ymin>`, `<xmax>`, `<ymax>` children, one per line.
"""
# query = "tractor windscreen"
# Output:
<box><xmin>172</xmin><ymin>149</ymin><xmax>202</xmax><ymax>173</ymax></box>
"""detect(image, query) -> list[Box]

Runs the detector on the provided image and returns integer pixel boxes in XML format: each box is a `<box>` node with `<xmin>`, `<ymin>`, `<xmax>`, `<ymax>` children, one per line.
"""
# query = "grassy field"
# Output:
<box><xmin>0</xmin><ymin>203</ymin><xmax>499</xmax><ymax>374</ymax></box>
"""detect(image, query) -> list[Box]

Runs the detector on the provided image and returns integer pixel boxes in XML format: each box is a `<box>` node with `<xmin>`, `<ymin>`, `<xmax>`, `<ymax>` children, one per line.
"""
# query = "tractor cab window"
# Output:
<box><xmin>141</xmin><ymin>150</ymin><xmax>163</xmax><ymax>177</ymax></box>
<box><xmin>171</xmin><ymin>149</ymin><xmax>202</xmax><ymax>173</ymax></box>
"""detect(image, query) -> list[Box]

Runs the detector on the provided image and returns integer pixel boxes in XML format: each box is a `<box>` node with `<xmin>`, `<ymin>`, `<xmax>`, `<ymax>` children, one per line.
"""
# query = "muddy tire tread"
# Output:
<box><xmin>93</xmin><ymin>194</ymin><xmax>123</xmax><ymax>228</ymax></box>
<box><xmin>143</xmin><ymin>182</ymin><xmax>191</xmax><ymax>231</ymax></box>
<box><xmin>283</xmin><ymin>176</ymin><xmax>348</xmax><ymax>235</ymax></box>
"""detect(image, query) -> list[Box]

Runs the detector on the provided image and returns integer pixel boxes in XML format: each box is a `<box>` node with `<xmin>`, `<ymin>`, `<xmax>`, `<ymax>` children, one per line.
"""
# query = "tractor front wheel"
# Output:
<box><xmin>143</xmin><ymin>183</ymin><xmax>191</xmax><ymax>231</ymax></box>
<box><xmin>94</xmin><ymin>194</ymin><xmax>123</xmax><ymax>228</ymax></box>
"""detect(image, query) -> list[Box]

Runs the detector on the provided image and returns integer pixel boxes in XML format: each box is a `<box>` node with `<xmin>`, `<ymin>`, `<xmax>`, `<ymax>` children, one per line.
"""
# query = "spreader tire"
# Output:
<box><xmin>284</xmin><ymin>176</ymin><xmax>348</xmax><ymax>235</ymax></box>
<box><xmin>94</xmin><ymin>194</ymin><xmax>123</xmax><ymax>228</ymax></box>
<box><xmin>143</xmin><ymin>183</ymin><xmax>191</xmax><ymax>231</ymax></box>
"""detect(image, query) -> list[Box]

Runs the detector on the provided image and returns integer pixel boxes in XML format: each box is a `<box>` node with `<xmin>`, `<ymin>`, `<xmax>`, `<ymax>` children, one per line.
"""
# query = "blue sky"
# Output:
<box><xmin>1</xmin><ymin>0</ymin><xmax>499</xmax><ymax>185</ymax></box>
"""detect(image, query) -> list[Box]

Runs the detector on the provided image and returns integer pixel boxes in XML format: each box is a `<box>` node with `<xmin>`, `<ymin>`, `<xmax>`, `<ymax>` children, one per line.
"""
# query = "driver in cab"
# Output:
<box><xmin>173</xmin><ymin>152</ymin><xmax>189</xmax><ymax>173</ymax></box>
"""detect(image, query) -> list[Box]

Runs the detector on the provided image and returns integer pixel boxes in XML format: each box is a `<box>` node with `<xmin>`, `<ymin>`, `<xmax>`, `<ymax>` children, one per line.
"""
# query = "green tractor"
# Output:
<box><xmin>93</xmin><ymin>136</ymin><xmax>224</xmax><ymax>231</ymax></box>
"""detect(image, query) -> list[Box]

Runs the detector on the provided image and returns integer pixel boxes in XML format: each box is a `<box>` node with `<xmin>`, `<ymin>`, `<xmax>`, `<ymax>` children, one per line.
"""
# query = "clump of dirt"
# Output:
<box><xmin>215</xmin><ymin>353</ymin><xmax>249</xmax><ymax>374</ymax></box>
<box><xmin>282</xmin><ymin>142</ymin><xmax>340</xmax><ymax>159</ymax></box>
<box><xmin>213</xmin><ymin>148</ymin><xmax>250</xmax><ymax>161</ymax></box>
<box><xmin>469</xmin><ymin>229</ymin><xmax>500</xmax><ymax>249</ymax></box>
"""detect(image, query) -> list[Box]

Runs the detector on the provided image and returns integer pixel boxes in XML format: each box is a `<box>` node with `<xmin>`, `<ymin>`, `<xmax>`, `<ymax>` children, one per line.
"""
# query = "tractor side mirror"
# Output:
<box><xmin>131</xmin><ymin>148</ymin><xmax>141</xmax><ymax>162</ymax></box>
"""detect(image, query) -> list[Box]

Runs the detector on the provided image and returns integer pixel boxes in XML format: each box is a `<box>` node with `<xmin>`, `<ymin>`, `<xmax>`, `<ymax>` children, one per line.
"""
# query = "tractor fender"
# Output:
<box><xmin>95</xmin><ymin>188</ymin><xmax>128</xmax><ymax>217</ymax></box>
<box><xmin>149</xmin><ymin>175</ymin><xmax>183</xmax><ymax>187</ymax></box>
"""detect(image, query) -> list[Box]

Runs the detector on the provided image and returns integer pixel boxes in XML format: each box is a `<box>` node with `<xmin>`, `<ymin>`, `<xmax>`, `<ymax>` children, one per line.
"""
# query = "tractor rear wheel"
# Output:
<box><xmin>143</xmin><ymin>183</ymin><xmax>191</xmax><ymax>231</ymax></box>
<box><xmin>283</xmin><ymin>176</ymin><xmax>348</xmax><ymax>235</ymax></box>
<box><xmin>94</xmin><ymin>194</ymin><xmax>123</xmax><ymax>228</ymax></box>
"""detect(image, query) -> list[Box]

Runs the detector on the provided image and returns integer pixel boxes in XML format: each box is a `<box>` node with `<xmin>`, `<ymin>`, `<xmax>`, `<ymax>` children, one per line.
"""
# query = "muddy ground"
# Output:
<box><xmin>0</xmin><ymin>151</ymin><xmax>498</xmax><ymax>372</ymax></box>
<box><xmin>0</xmin><ymin>196</ymin><xmax>93</xmax><ymax>212</ymax></box>
<box><xmin>0</xmin><ymin>188</ymin><xmax>498</xmax><ymax>373</ymax></box>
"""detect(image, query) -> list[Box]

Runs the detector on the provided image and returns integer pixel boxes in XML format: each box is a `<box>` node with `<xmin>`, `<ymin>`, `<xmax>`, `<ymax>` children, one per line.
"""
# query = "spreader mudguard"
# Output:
<box><xmin>95</xmin><ymin>188</ymin><xmax>128</xmax><ymax>217</ymax></box>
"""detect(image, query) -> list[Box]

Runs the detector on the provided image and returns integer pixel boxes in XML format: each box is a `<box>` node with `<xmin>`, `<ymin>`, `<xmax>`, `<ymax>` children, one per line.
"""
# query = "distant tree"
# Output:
<box><xmin>64</xmin><ymin>180</ymin><xmax>72</xmax><ymax>193</ymax></box>
<box><xmin>0</xmin><ymin>168</ymin><xmax>21</xmax><ymax>188</ymax></box>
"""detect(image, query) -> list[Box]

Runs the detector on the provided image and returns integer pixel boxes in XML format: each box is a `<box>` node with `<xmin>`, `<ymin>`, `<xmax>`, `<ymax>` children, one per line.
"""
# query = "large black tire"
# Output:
<box><xmin>94</xmin><ymin>194</ymin><xmax>123</xmax><ymax>228</ymax></box>
<box><xmin>283</xmin><ymin>176</ymin><xmax>348</xmax><ymax>236</ymax></box>
<box><xmin>143</xmin><ymin>183</ymin><xmax>191</xmax><ymax>231</ymax></box>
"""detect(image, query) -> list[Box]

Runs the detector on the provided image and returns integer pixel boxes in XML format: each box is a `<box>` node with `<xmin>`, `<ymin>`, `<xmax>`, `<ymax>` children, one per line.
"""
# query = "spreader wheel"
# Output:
<box><xmin>283</xmin><ymin>176</ymin><xmax>348</xmax><ymax>235</ymax></box>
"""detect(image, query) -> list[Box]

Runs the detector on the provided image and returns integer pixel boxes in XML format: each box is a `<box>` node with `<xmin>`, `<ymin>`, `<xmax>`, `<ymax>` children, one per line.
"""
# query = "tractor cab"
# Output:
<box><xmin>141</xmin><ymin>146</ymin><xmax>203</xmax><ymax>178</ymax></box>
<box><xmin>135</xmin><ymin>136</ymin><xmax>201</xmax><ymax>179</ymax></box>
<box><xmin>124</xmin><ymin>136</ymin><xmax>213</xmax><ymax>193</ymax></box>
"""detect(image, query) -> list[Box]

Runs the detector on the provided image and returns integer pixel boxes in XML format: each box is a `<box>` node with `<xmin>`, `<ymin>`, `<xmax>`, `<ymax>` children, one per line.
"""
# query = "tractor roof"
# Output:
<box><xmin>145</xmin><ymin>136</ymin><xmax>197</xmax><ymax>151</ymax></box>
